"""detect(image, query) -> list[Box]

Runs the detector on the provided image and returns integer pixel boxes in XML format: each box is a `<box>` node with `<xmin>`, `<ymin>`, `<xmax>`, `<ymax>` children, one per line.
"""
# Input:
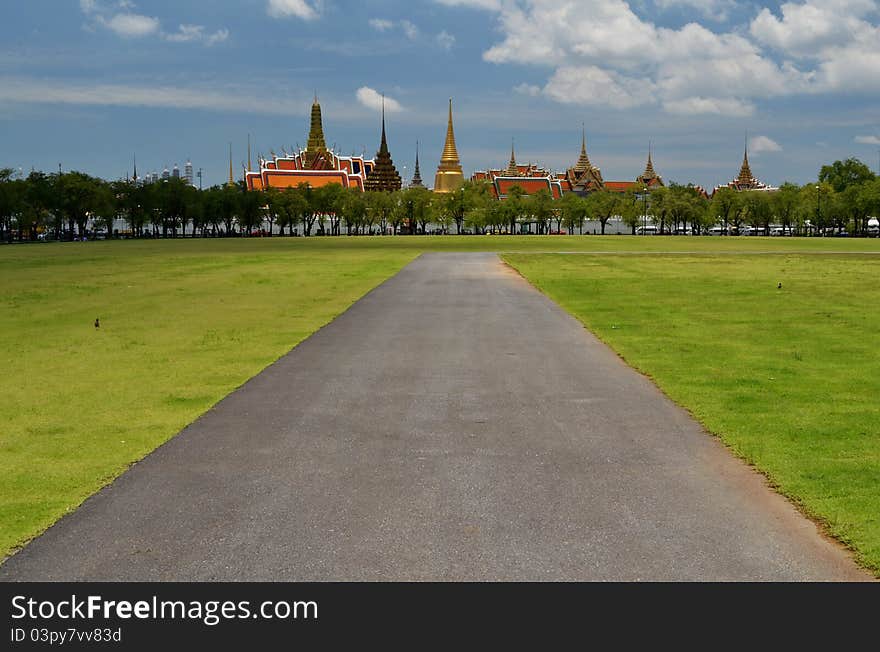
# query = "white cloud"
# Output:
<box><xmin>663</xmin><ymin>97</ymin><xmax>755</xmax><ymax>116</ymax></box>
<box><xmin>80</xmin><ymin>2</ymin><xmax>227</xmax><ymax>45</ymax></box>
<box><xmin>749</xmin><ymin>135</ymin><xmax>782</xmax><ymax>153</ymax></box>
<box><xmin>855</xmin><ymin>135</ymin><xmax>880</xmax><ymax>146</ymax></box>
<box><xmin>98</xmin><ymin>13</ymin><xmax>160</xmax><ymax>38</ymax></box>
<box><xmin>513</xmin><ymin>83</ymin><xmax>541</xmax><ymax>96</ymax></box>
<box><xmin>267</xmin><ymin>0</ymin><xmax>320</xmax><ymax>20</ymax></box>
<box><xmin>462</xmin><ymin>0</ymin><xmax>880</xmax><ymax>116</ymax></box>
<box><xmin>355</xmin><ymin>86</ymin><xmax>403</xmax><ymax>113</ymax></box>
<box><xmin>400</xmin><ymin>20</ymin><xmax>419</xmax><ymax>40</ymax></box>
<box><xmin>368</xmin><ymin>18</ymin><xmax>394</xmax><ymax>31</ymax></box>
<box><xmin>544</xmin><ymin>65</ymin><xmax>656</xmax><ymax>109</ymax></box>
<box><xmin>436</xmin><ymin>30</ymin><xmax>456</xmax><ymax>50</ymax></box>
<box><xmin>164</xmin><ymin>24</ymin><xmax>229</xmax><ymax>45</ymax></box>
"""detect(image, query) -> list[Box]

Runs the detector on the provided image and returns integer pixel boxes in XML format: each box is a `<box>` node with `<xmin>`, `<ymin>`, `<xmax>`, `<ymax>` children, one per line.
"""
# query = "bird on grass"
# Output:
<box><xmin>94</xmin><ymin>317</ymin><xmax>100</xmax><ymax>329</ymax></box>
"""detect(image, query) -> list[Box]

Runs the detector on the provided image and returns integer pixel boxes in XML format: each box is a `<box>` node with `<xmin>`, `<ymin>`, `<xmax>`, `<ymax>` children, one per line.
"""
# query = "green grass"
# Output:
<box><xmin>503</xmin><ymin>251</ymin><xmax>880</xmax><ymax>574</ymax></box>
<box><xmin>0</xmin><ymin>238</ymin><xmax>417</xmax><ymax>556</ymax></box>
<box><xmin>2</xmin><ymin>234</ymin><xmax>880</xmax><ymax>564</ymax></box>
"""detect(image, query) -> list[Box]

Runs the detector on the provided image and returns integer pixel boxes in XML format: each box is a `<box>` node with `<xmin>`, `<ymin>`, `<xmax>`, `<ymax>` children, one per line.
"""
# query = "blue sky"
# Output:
<box><xmin>2</xmin><ymin>0</ymin><xmax>879</xmax><ymax>189</ymax></box>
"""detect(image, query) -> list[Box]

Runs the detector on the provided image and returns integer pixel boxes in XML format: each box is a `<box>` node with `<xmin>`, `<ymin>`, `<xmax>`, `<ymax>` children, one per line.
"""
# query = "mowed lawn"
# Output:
<box><xmin>0</xmin><ymin>239</ymin><xmax>417</xmax><ymax>556</ymax></box>
<box><xmin>504</xmin><ymin>252</ymin><xmax>880</xmax><ymax>574</ymax></box>
<box><xmin>2</xmin><ymin>235</ymin><xmax>880</xmax><ymax>563</ymax></box>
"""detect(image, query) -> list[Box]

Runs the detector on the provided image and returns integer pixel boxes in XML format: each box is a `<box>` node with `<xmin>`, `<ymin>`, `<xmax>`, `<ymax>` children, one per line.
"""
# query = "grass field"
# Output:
<box><xmin>2</xmin><ymin>235</ymin><xmax>879</xmax><ymax>568</ymax></box>
<box><xmin>0</xmin><ymin>239</ymin><xmax>417</xmax><ymax>556</ymax></box>
<box><xmin>503</xmin><ymin>251</ymin><xmax>880</xmax><ymax>574</ymax></box>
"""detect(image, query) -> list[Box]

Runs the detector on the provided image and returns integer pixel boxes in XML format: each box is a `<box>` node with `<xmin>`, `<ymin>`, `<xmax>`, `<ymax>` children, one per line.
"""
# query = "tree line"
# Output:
<box><xmin>1</xmin><ymin>157</ymin><xmax>878</xmax><ymax>242</ymax></box>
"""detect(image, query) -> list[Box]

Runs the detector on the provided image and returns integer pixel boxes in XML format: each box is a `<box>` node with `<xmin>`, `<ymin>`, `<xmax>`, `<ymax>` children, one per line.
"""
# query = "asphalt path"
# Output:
<box><xmin>0</xmin><ymin>252</ymin><xmax>868</xmax><ymax>580</ymax></box>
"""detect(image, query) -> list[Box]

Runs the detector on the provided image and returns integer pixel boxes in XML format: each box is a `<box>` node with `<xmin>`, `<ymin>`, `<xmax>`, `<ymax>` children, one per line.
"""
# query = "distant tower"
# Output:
<box><xmin>228</xmin><ymin>143</ymin><xmax>235</xmax><ymax>187</ymax></box>
<box><xmin>636</xmin><ymin>142</ymin><xmax>663</xmax><ymax>187</ymax></box>
<box><xmin>737</xmin><ymin>133</ymin><xmax>754</xmax><ymax>186</ymax></box>
<box><xmin>506</xmin><ymin>139</ymin><xmax>518</xmax><ymax>175</ymax></box>
<box><xmin>184</xmin><ymin>160</ymin><xmax>193</xmax><ymax>186</ymax></box>
<box><xmin>172</xmin><ymin>164</ymin><xmax>180</xmax><ymax>179</ymax></box>
<box><xmin>410</xmin><ymin>141</ymin><xmax>424</xmax><ymax>188</ymax></box>
<box><xmin>433</xmin><ymin>98</ymin><xmax>464</xmax><ymax>193</ymax></box>
<box><xmin>363</xmin><ymin>96</ymin><xmax>402</xmax><ymax>192</ymax></box>
<box><xmin>162</xmin><ymin>166</ymin><xmax>170</xmax><ymax>181</ymax></box>
<box><xmin>132</xmin><ymin>154</ymin><xmax>138</xmax><ymax>185</ymax></box>
<box><xmin>304</xmin><ymin>94</ymin><xmax>329</xmax><ymax>169</ymax></box>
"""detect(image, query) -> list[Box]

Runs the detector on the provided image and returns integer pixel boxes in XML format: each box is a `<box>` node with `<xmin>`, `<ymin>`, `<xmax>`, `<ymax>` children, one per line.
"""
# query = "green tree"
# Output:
<box><xmin>585</xmin><ymin>190</ymin><xmax>620</xmax><ymax>235</ymax></box>
<box><xmin>527</xmin><ymin>188</ymin><xmax>554</xmax><ymax>235</ymax></box>
<box><xmin>559</xmin><ymin>192</ymin><xmax>587</xmax><ymax>235</ymax></box>
<box><xmin>819</xmin><ymin>158</ymin><xmax>876</xmax><ymax>193</ymax></box>
<box><xmin>771</xmin><ymin>183</ymin><xmax>801</xmax><ymax>235</ymax></box>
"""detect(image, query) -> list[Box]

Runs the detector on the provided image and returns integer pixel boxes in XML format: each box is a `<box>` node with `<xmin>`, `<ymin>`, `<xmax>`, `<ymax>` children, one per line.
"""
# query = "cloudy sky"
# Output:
<box><xmin>2</xmin><ymin>0</ymin><xmax>880</xmax><ymax>188</ymax></box>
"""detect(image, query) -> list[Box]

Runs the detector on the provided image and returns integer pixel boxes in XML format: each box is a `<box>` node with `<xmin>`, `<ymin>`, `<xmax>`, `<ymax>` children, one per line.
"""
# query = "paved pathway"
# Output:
<box><xmin>0</xmin><ymin>253</ymin><xmax>868</xmax><ymax>580</ymax></box>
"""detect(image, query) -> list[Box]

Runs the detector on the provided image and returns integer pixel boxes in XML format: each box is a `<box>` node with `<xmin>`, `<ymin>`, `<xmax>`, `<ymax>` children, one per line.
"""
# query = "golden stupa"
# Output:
<box><xmin>433</xmin><ymin>98</ymin><xmax>464</xmax><ymax>193</ymax></box>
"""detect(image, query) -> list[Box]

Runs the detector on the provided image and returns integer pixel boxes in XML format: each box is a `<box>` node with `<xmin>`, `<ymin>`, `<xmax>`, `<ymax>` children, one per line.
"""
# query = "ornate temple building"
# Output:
<box><xmin>433</xmin><ymin>99</ymin><xmax>465</xmax><ymax>193</ymax></box>
<box><xmin>471</xmin><ymin>141</ymin><xmax>564</xmax><ymax>199</ymax></box>
<box><xmin>564</xmin><ymin>130</ymin><xmax>605</xmax><ymax>193</ymax></box>
<box><xmin>715</xmin><ymin>142</ymin><xmax>776</xmax><ymax>194</ymax></box>
<box><xmin>363</xmin><ymin>102</ymin><xmax>401</xmax><ymax>192</ymax></box>
<box><xmin>245</xmin><ymin>96</ymin><xmax>374</xmax><ymax>192</ymax></box>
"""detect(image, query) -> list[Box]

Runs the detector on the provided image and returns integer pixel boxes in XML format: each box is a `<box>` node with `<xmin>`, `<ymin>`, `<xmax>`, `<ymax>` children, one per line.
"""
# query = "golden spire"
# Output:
<box><xmin>228</xmin><ymin>142</ymin><xmax>234</xmax><ymax>187</ymax></box>
<box><xmin>440</xmin><ymin>98</ymin><xmax>460</xmax><ymax>165</ymax></box>
<box><xmin>434</xmin><ymin>97</ymin><xmax>464</xmax><ymax>193</ymax></box>
<box><xmin>506</xmin><ymin>138</ymin><xmax>518</xmax><ymax>175</ymax></box>
<box><xmin>247</xmin><ymin>134</ymin><xmax>252</xmax><ymax>172</ymax></box>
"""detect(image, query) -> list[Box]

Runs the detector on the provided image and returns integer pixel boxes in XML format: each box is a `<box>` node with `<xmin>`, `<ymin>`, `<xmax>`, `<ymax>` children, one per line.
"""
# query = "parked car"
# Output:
<box><xmin>636</xmin><ymin>225</ymin><xmax>658</xmax><ymax>235</ymax></box>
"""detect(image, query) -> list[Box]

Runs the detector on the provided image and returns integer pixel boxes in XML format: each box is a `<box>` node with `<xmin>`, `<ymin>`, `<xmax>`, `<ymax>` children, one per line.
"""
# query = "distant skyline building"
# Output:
<box><xmin>184</xmin><ymin>160</ymin><xmax>193</xmax><ymax>186</ymax></box>
<box><xmin>172</xmin><ymin>164</ymin><xmax>180</xmax><ymax>179</ymax></box>
<box><xmin>161</xmin><ymin>167</ymin><xmax>170</xmax><ymax>181</ymax></box>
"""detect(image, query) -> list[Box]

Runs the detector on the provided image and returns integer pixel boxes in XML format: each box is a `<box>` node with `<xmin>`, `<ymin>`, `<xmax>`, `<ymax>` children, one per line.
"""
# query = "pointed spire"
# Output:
<box><xmin>434</xmin><ymin>97</ymin><xmax>464</xmax><ymax>193</ymax></box>
<box><xmin>228</xmin><ymin>142</ymin><xmax>235</xmax><ymax>187</ymax></box>
<box><xmin>364</xmin><ymin>94</ymin><xmax>401</xmax><ymax>192</ymax></box>
<box><xmin>737</xmin><ymin>131</ymin><xmax>753</xmax><ymax>186</ymax></box>
<box><xmin>132</xmin><ymin>153</ymin><xmax>138</xmax><ymax>183</ymax></box>
<box><xmin>573</xmin><ymin>124</ymin><xmax>593</xmax><ymax>174</ymax></box>
<box><xmin>506</xmin><ymin>138</ymin><xmax>519</xmax><ymax>175</ymax></box>
<box><xmin>643</xmin><ymin>141</ymin><xmax>657</xmax><ymax>179</ymax></box>
<box><xmin>305</xmin><ymin>93</ymin><xmax>327</xmax><ymax>168</ymax></box>
<box><xmin>411</xmin><ymin>140</ymin><xmax>424</xmax><ymax>187</ymax></box>
<box><xmin>440</xmin><ymin>98</ymin><xmax>460</xmax><ymax>165</ymax></box>
<box><xmin>247</xmin><ymin>134</ymin><xmax>252</xmax><ymax>172</ymax></box>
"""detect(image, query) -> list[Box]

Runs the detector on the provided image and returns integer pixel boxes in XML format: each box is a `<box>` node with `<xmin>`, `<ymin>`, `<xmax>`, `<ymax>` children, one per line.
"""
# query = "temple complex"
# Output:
<box><xmin>245</xmin><ymin>96</ymin><xmax>374</xmax><ymax>192</ymax></box>
<box><xmin>433</xmin><ymin>99</ymin><xmax>465</xmax><ymax>193</ymax></box>
<box><xmin>363</xmin><ymin>101</ymin><xmax>402</xmax><ymax>192</ymax></box>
